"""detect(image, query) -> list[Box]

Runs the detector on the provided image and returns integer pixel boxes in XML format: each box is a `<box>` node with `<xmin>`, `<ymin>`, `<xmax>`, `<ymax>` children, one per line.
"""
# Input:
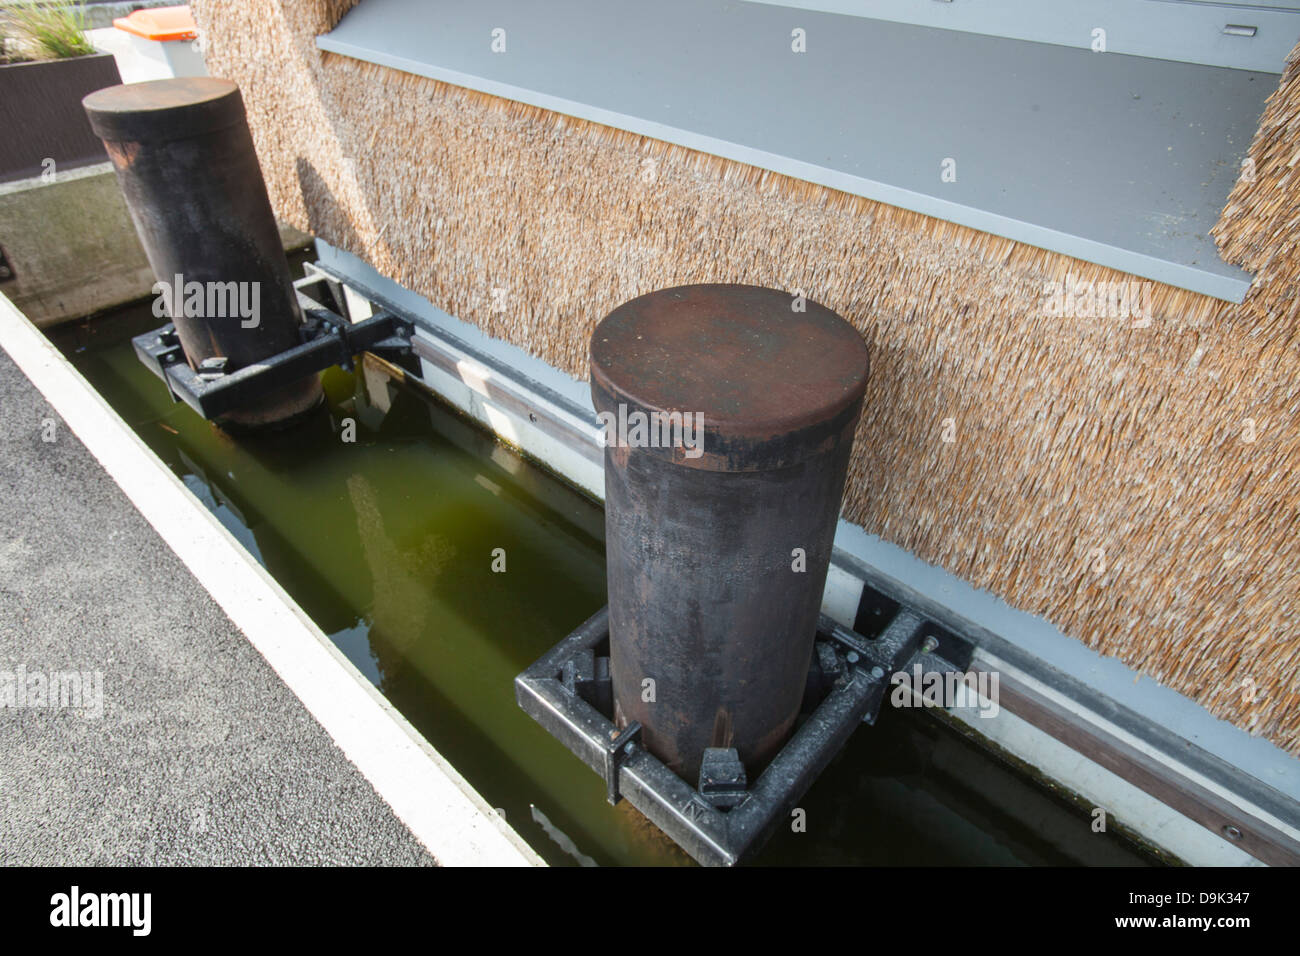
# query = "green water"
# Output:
<box><xmin>52</xmin><ymin>301</ymin><xmax>1160</xmax><ymax>867</ymax></box>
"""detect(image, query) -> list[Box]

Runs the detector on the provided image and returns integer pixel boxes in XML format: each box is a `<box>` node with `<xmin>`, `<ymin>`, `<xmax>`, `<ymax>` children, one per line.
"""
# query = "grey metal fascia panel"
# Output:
<box><xmin>743</xmin><ymin>0</ymin><xmax>1300</xmax><ymax>73</ymax></box>
<box><xmin>318</xmin><ymin>0</ymin><xmax>1269</xmax><ymax>303</ymax></box>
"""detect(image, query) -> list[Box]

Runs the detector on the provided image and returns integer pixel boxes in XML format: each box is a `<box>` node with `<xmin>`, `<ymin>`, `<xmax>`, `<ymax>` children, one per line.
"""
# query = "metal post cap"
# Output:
<box><xmin>83</xmin><ymin>77</ymin><xmax>246</xmax><ymax>142</ymax></box>
<box><xmin>590</xmin><ymin>284</ymin><xmax>870</xmax><ymax>471</ymax></box>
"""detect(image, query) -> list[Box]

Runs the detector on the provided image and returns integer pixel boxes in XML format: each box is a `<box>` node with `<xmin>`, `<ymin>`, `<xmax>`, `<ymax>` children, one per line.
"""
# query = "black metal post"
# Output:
<box><xmin>590</xmin><ymin>284</ymin><xmax>870</xmax><ymax>783</ymax></box>
<box><xmin>84</xmin><ymin>77</ymin><xmax>321</xmax><ymax>427</ymax></box>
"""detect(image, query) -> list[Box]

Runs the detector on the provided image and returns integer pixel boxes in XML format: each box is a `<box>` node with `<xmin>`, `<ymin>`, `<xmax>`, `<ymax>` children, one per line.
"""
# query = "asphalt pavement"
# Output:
<box><xmin>0</xmin><ymin>348</ymin><xmax>435</xmax><ymax>865</ymax></box>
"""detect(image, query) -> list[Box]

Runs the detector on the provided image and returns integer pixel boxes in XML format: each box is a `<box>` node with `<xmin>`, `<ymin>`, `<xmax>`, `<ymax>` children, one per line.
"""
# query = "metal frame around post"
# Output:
<box><xmin>129</xmin><ymin>272</ymin><xmax>418</xmax><ymax>422</ymax></box>
<box><xmin>515</xmin><ymin>606</ymin><xmax>972</xmax><ymax>866</ymax></box>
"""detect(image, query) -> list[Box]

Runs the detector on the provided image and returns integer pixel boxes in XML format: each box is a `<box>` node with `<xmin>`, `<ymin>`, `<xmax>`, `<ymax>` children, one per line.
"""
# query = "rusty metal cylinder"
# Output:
<box><xmin>83</xmin><ymin>77</ymin><xmax>320</xmax><ymax>427</ymax></box>
<box><xmin>591</xmin><ymin>284</ymin><xmax>870</xmax><ymax>784</ymax></box>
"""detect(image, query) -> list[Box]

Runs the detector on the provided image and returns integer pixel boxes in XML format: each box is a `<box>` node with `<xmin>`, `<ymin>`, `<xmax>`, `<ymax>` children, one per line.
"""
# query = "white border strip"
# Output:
<box><xmin>0</xmin><ymin>291</ymin><xmax>542</xmax><ymax>868</ymax></box>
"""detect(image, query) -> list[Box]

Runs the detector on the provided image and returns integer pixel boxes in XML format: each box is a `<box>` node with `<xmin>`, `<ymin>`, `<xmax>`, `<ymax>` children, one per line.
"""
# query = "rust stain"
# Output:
<box><xmin>710</xmin><ymin>709</ymin><xmax>734</xmax><ymax>749</ymax></box>
<box><xmin>104</xmin><ymin>140</ymin><xmax>140</xmax><ymax>169</ymax></box>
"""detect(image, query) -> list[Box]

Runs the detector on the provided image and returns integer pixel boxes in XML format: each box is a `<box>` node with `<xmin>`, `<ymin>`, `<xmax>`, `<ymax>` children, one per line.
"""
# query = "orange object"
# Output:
<box><xmin>112</xmin><ymin>6</ymin><xmax>197</xmax><ymax>43</ymax></box>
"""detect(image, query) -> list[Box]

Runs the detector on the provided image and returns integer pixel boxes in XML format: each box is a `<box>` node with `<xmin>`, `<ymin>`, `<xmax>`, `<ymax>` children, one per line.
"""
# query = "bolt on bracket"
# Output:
<box><xmin>130</xmin><ymin>272</ymin><xmax>418</xmax><ymax>422</ymax></box>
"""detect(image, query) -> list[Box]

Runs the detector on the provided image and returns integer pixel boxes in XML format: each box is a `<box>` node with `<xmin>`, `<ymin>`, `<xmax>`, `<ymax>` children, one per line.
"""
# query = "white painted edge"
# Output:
<box><xmin>977</xmin><ymin>646</ymin><xmax>1300</xmax><ymax>846</ymax></box>
<box><xmin>0</xmin><ymin>161</ymin><xmax>116</xmax><ymax>198</ymax></box>
<box><xmin>0</xmin><ymin>291</ymin><xmax>543</xmax><ymax>868</ymax></box>
<box><xmin>412</xmin><ymin>331</ymin><xmax>605</xmax><ymax>500</ymax></box>
<box><xmin>943</xmin><ymin>697</ymin><xmax>1264</xmax><ymax>867</ymax></box>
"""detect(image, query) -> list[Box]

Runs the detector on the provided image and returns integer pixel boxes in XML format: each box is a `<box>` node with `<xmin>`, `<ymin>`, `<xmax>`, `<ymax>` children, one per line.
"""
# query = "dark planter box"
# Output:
<box><xmin>0</xmin><ymin>52</ymin><xmax>121</xmax><ymax>184</ymax></box>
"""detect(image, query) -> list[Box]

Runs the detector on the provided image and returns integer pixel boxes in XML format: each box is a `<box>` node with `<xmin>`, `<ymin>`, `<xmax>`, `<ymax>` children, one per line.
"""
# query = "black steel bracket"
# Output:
<box><xmin>130</xmin><ymin>272</ymin><xmax>418</xmax><ymax>421</ymax></box>
<box><xmin>603</xmin><ymin>722</ymin><xmax>643</xmax><ymax>806</ymax></box>
<box><xmin>515</xmin><ymin>605</ymin><xmax>974</xmax><ymax>866</ymax></box>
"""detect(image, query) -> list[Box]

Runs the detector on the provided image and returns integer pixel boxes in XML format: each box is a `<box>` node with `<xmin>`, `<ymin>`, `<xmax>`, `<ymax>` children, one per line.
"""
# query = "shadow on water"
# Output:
<box><xmin>50</xmin><ymin>297</ymin><xmax>1163</xmax><ymax>868</ymax></box>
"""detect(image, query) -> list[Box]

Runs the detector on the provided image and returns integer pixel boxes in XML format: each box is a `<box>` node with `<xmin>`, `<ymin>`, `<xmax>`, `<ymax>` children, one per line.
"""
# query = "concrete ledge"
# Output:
<box><xmin>0</xmin><ymin>164</ymin><xmax>311</xmax><ymax>328</ymax></box>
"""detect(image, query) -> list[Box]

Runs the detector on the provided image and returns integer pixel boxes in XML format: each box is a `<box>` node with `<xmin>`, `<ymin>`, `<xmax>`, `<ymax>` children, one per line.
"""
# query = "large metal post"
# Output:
<box><xmin>83</xmin><ymin>77</ymin><xmax>321</xmax><ymax>427</ymax></box>
<box><xmin>590</xmin><ymin>284</ymin><xmax>870</xmax><ymax>784</ymax></box>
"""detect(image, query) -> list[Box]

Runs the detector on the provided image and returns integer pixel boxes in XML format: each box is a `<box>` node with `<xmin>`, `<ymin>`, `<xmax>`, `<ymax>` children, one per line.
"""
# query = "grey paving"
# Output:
<box><xmin>0</xmin><ymin>348</ymin><xmax>435</xmax><ymax>866</ymax></box>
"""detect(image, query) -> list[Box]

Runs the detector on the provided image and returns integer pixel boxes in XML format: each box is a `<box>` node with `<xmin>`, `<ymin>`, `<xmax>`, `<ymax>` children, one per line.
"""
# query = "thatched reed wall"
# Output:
<box><xmin>191</xmin><ymin>0</ymin><xmax>1299</xmax><ymax>753</ymax></box>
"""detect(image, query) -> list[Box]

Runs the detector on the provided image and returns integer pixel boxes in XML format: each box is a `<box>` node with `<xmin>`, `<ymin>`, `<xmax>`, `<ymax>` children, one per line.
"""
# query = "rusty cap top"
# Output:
<box><xmin>590</xmin><ymin>284</ymin><xmax>869</xmax><ymax>471</ymax></box>
<box><xmin>83</xmin><ymin>77</ymin><xmax>246</xmax><ymax>143</ymax></box>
